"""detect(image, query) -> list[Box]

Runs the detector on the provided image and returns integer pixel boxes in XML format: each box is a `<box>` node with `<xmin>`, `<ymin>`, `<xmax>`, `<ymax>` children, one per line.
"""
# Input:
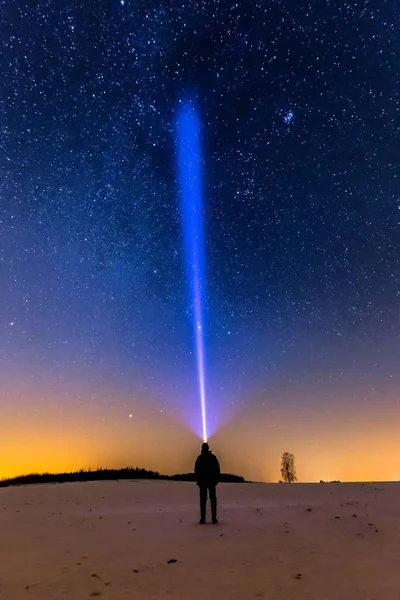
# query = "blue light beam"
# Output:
<box><xmin>176</xmin><ymin>100</ymin><xmax>208</xmax><ymax>442</ymax></box>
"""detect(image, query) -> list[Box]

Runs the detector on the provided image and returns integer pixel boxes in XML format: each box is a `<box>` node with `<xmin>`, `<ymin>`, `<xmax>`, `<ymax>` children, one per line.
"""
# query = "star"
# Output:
<box><xmin>283</xmin><ymin>110</ymin><xmax>294</xmax><ymax>125</ymax></box>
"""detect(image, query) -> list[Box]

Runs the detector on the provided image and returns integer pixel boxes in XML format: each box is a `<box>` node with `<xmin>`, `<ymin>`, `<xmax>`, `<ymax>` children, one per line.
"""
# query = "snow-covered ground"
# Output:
<box><xmin>1</xmin><ymin>480</ymin><xmax>400</xmax><ymax>599</ymax></box>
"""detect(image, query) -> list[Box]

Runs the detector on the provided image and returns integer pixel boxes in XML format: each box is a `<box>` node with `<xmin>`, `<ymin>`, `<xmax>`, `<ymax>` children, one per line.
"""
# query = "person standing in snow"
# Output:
<box><xmin>194</xmin><ymin>442</ymin><xmax>221</xmax><ymax>524</ymax></box>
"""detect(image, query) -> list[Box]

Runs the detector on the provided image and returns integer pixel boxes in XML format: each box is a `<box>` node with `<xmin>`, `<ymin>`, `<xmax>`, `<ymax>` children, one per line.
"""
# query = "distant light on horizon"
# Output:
<box><xmin>176</xmin><ymin>99</ymin><xmax>208</xmax><ymax>443</ymax></box>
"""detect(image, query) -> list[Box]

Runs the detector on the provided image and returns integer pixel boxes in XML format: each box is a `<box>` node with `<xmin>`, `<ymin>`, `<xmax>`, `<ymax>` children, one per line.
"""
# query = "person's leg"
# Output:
<box><xmin>199</xmin><ymin>486</ymin><xmax>207</xmax><ymax>523</ymax></box>
<box><xmin>209</xmin><ymin>486</ymin><xmax>218</xmax><ymax>523</ymax></box>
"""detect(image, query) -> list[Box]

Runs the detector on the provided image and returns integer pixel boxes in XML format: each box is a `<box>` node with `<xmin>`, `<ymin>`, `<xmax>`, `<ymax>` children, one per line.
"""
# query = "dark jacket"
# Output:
<box><xmin>194</xmin><ymin>450</ymin><xmax>221</xmax><ymax>487</ymax></box>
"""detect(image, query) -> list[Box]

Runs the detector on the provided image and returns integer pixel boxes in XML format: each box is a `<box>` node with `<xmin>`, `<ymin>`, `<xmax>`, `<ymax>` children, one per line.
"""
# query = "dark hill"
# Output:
<box><xmin>0</xmin><ymin>467</ymin><xmax>245</xmax><ymax>487</ymax></box>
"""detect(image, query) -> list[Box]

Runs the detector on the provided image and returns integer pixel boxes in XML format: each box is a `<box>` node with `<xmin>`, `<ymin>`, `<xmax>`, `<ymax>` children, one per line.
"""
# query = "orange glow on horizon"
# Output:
<box><xmin>1</xmin><ymin>390</ymin><xmax>400</xmax><ymax>483</ymax></box>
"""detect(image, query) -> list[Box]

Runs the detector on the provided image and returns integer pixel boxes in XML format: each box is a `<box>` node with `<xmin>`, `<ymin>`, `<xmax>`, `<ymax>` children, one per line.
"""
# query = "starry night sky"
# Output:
<box><xmin>1</xmin><ymin>0</ymin><xmax>399</xmax><ymax>481</ymax></box>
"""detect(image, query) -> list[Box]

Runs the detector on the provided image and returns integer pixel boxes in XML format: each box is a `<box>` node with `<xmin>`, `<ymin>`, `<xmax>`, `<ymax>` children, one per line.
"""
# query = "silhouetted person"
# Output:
<box><xmin>194</xmin><ymin>442</ymin><xmax>220</xmax><ymax>524</ymax></box>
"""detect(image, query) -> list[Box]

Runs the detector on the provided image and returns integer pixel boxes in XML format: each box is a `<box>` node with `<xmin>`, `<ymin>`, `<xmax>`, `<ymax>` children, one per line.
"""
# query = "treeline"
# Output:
<box><xmin>170</xmin><ymin>472</ymin><xmax>244</xmax><ymax>483</ymax></box>
<box><xmin>0</xmin><ymin>467</ymin><xmax>245</xmax><ymax>488</ymax></box>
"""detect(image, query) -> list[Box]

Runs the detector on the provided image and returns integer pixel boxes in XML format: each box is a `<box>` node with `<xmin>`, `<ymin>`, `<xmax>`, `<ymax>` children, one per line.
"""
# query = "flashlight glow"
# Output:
<box><xmin>176</xmin><ymin>100</ymin><xmax>208</xmax><ymax>443</ymax></box>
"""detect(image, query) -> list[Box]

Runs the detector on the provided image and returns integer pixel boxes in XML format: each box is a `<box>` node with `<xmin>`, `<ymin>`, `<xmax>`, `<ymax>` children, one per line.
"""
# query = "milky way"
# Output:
<box><xmin>1</xmin><ymin>1</ymin><xmax>399</xmax><ymax>480</ymax></box>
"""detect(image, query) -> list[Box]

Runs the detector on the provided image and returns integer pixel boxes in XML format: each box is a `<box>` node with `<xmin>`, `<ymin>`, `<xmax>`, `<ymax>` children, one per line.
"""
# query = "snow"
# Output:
<box><xmin>1</xmin><ymin>480</ymin><xmax>400</xmax><ymax>599</ymax></box>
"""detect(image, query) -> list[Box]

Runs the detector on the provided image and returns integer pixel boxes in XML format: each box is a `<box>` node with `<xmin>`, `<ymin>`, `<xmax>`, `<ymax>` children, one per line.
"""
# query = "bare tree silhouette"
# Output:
<box><xmin>281</xmin><ymin>452</ymin><xmax>297</xmax><ymax>483</ymax></box>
